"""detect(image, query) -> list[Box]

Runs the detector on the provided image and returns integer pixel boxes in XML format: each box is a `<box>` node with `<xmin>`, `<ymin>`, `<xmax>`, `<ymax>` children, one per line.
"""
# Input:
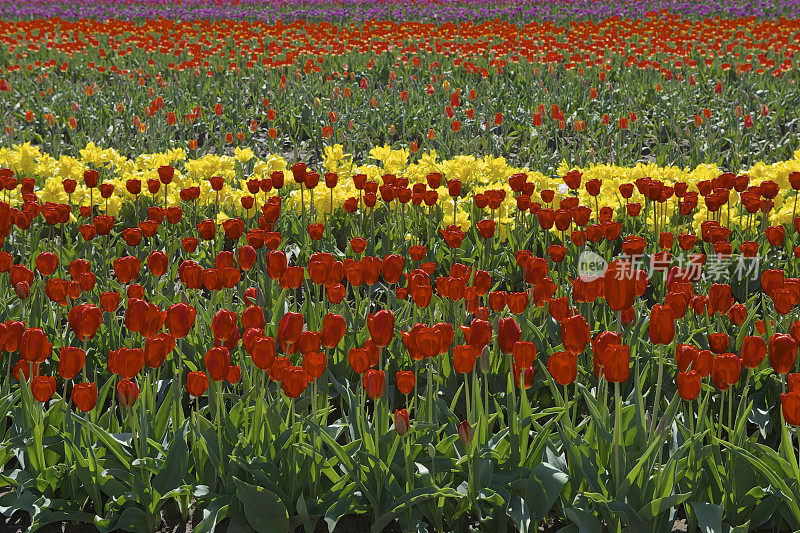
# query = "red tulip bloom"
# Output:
<box><xmin>321</xmin><ymin>313</ymin><xmax>346</xmax><ymax>348</ymax></box>
<box><xmin>712</xmin><ymin>353</ymin><xmax>741</xmax><ymax>391</ymax></box>
<box><xmin>71</xmin><ymin>382</ymin><xmax>98</xmax><ymax>412</ymax></box>
<box><xmin>166</xmin><ymin>302</ymin><xmax>197</xmax><ymax>339</ymax></box>
<box><xmin>282</xmin><ymin>367</ymin><xmax>309</xmax><ymax>398</ymax></box>
<box><xmin>512</xmin><ymin>341</ymin><xmax>537</xmax><ymax>368</ymax></box>
<box><xmin>561</xmin><ymin>314</ymin><xmax>590</xmax><ymax>354</ymax></box>
<box><xmin>20</xmin><ymin>328</ymin><xmax>52</xmax><ymax>363</ymax></box>
<box><xmin>187</xmin><ymin>371</ymin><xmax>209</xmax><ymax>397</ymax></box>
<box><xmin>197</xmin><ymin>219</ymin><xmax>216</xmax><ymax>241</ymax></box>
<box><xmin>31</xmin><ymin>375</ymin><xmax>57</xmax><ymax>403</ymax></box>
<box><xmin>109</xmin><ymin>347</ymin><xmax>144</xmax><ymax>379</ymax></box>
<box><xmin>394</xmin><ymin>409</ymin><xmax>410</xmax><ymax>436</ymax></box>
<box><xmin>211</xmin><ymin>309</ymin><xmax>238</xmax><ymax>342</ymax></box>
<box><xmin>58</xmin><ymin>346</ymin><xmax>86</xmax><ymax>380</ymax></box>
<box><xmin>363</xmin><ymin>369</ymin><xmax>386</xmax><ymax>399</ymax></box>
<box><xmin>348</xmin><ymin>347</ymin><xmax>371</xmax><ymax>374</ymax></box>
<box><xmin>367</xmin><ymin>310</ymin><xmax>395</xmax><ymax>347</ymax></box>
<box><xmin>708</xmin><ymin>332</ymin><xmax>730</xmax><ymax>354</ymax></box>
<box><xmin>241</xmin><ymin>306</ymin><xmax>265</xmax><ymax>332</ymax></box>
<box><xmin>602</xmin><ymin>344</ymin><xmax>630</xmax><ymax>383</ymax></box>
<box><xmin>147</xmin><ymin>251</ymin><xmax>168</xmax><ymax>277</ymax></box>
<box><xmin>67</xmin><ymin>303</ymin><xmax>103</xmax><ymax>342</ymax></box>
<box><xmin>100</xmin><ymin>291</ymin><xmax>121</xmax><ymax>313</ymax></box>
<box><xmin>251</xmin><ymin>337</ymin><xmax>276</xmax><ymax>370</ymax></box>
<box><xmin>117</xmin><ymin>379</ymin><xmax>140</xmax><ymax>407</ymax></box>
<box><xmin>381</xmin><ymin>255</ymin><xmax>404</xmax><ymax>284</ymax></box>
<box><xmin>592</xmin><ymin>331</ymin><xmax>622</xmax><ymax>378</ymax></box>
<box><xmin>769</xmin><ymin>334</ymin><xmax>798</xmax><ymax>375</ymax></box>
<box><xmin>205</xmin><ymin>347</ymin><xmax>230</xmax><ymax>381</ymax></box>
<box><xmin>677</xmin><ymin>371</ymin><xmax>701</xmax><ymax>401</ymax></box>
<box><xmin>277</xmin><ymin>312</ymin><xmax>304</xmax><ymax>353</ymax></box>
<box><xmin>453</xmin><ymin>345</ymin><xmax>477</xmax><ymax>373</ymax></box>
<box><xmin>547</xmin><ymin>351</ymin><xmax>577</xmax><ymax>385</ymax></box>
<box><xmin>35</xmin><ymin>252</ymin><xmax>58</xmax><ymax>276</ymax></box>
<box><xmin>303</xmin><ymin>352</ymin><xmax>327</xmax><ymax>380</ymax></box>
<box><xmin>144</xmin><ymin>333</ymin><xmax>175</xmax><ymax>368</ymax></box>
<box><xmin>603</xmin><ymin>260</ymin><xmax>638</xmax><ymax>311</ymax></box>
<box><xmin>396</xmin><ymin>370</ymin><xmax>415</xmax><ymax>395</ymax></box>
<box><xmin>741</xmin><ymin>336</ymin><xmax>767</xmax><ymax>369</ymax></box>
<box><xmin>461</xmin><ymin>319</ymin><xmax>492</xmax><ymax>351</ymax></box>
<box><xmin>498</xmin><ymin>317</ymin><xmax>521</xmax><ymax>354</ymax></box>
<box><xmin>648</xmin><ymin>305</ymin><xmax>675</xmax><ymax>345</ymax></box>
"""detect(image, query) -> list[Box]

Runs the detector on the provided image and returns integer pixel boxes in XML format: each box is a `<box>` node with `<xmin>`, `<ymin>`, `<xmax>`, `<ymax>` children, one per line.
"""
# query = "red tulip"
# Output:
<box><xmin>512</xmin><ymin>341</ymin><xmax>537</xmax><ymax>368</ymax></box>
<box><xmin>367</xmin><ymin>310</ymin><xmax>395</xmax><ymax>347</ymax></box>
<box><xmin>321</xmin><ymin>313</ymin><xmax>346</xmax><ymax>348</ymax></box>
<box><xmin>603</xmin><ymin>260</ymin><xmax>639</xmax><ymax>311</ymax></box>
<box><xmin>561</xmin><ymin>314</ymin><xmax>590</xmax><ymax>354</ymax></box>
<box><xmin>113</xmin><ymin>256</ymin><xmax>141</xmax><ymax>284</ymax></box>
<box><xmin>166</xmin><ymin>302</ymin><xmax>197</xmax><ymax>339</ymax></box>
<box><xmin>498</xmin><ymin>317</ymin><xmax>521</xmax><ymax>354</ymax></box>
<box><xmin>453</xmin><ymin>345</ymin><xmax>477</xmax><ymax>373</ymax></box>
<box><xmin>109</xmin><ymin>347</ymin><xmax>144</xmax><ymax>379</ymax></box>
<box><xmin>648</xmin><ymin>305</ymin><xmax>675</xmax><ymax>345</ymax></box>
<box><xmin>769</xmin><ymin>334</ymin><xmax>798</xmax><ymax>375</ymax></box>
<box><xmin>277</xmin><ymin>312</ymin><xmax>303</xmax><ymax>353</ymax></box>
<box><xmin>100</xmin><ymin>291</ymin><xmax>121</xmax><ymax>313</ymax></box>
<box><xmin>708</xmin><ymin>332</ymin><xmax>730</xmax><ymax>354</ymax></box>
<box><xmin>35</xmin><ymin>252</ymin><xmax>58</xmax><ymax>276</ymax></box>
<box><xmin>68</xmin><ymin>303</ymin><xmax>103</xmax><ymax>341</ymax></box>
<box><xmin>147</xmin><ymin>251</ymin><xmax>168</xmax><ymax>277</ymax></box>
<box><xmin>187</xmin><ymin>371</ymin><xmax>209</xmax><ymax>397</ymax></box>
<box><xmin>31</xmin><ymin>375</ymin><xmax>56</xmax><ymax>402</ymax></box>
<box><xmin>602</xmin><ymin>344</ymin><xmax>630</xmax><ymax>383</ymax></box>
<box><xmin>741</xmin><ymin>336</ymin><xmax>767</xmax><ymax>369</ymax></box>
<box><xmin>712</xmin><ymin>353</ymin><xmax>741</xmax><ymax>391</ymax></box>
<box><xmin>282</xmin><ymin>367</ymin><xmax>309</xmax><ymax>398</ymax></box>
<box><xmin>394</xmin><ymin>409</ymin><xmax>410</xmax><ymax>436</ymax></box>
<box><xmin>20</xmin><ymin>328</ymin><xmax>52</xmax><ymax>363</ymax></box>
<box><xmin>460</xmin><ymin>319</ymin><xmax>492</xmax><ymax>351</ymax></box>
<box><xmin>211</xmin><ymin>309</ymin><xmax>238</xmax><ymax>342</ymax></box>
<box><xmin>144</xmin><ymin>333</ymin><xmax>175</xmax><ymax>368</ymax></box>
<box><xmin>547</xmin><ymin>351</ymin><xmax>577</xmax><ymax>385</ymax></box>
<box><xmin>363</xmin><ymin>369</ymin><xmax>386</xmax><ymax>399</ymax></box>
<box><xmin>677</xmin><ymin>371</ymin><xmax>701</xmax><ymax>401</ymax></box>
<box><xmin>396</xmin><ymin>371</ymin><xmax>415</xmax><ymax>395</ymax></box>
<box><xmin>303</xmin><ymin>352</ymin><xmax>327</xmax><ymax>380</ymax></box>
<box><xmin>205</xmin><ymin>347</ymin><xmax>230</xmax><ymax>381</ymax></box>
<box><xmin>58</xmin><ymin>346</ymin><xmax>86</xmax><ymax>380</ymax></box>
<box><xmin>71</xmin><ymin>382</ymin><xmax>98</xmax><ymax>412</ymax></box>
<box><xmin>117</xmin><ymin>379</ymin><xmax>140</xmax><ymax>407</ymax></box>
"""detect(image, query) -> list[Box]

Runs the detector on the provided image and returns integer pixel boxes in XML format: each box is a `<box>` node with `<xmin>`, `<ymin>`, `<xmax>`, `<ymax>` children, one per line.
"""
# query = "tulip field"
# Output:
<box><xmin>3</xmin><ymin>1</ymin><xmax>800</xmax><ymax>532</ymax></box>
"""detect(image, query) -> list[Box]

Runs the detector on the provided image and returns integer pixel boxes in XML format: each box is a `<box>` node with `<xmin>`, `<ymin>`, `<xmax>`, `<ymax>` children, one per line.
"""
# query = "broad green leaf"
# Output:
<box><xmin>233</xmin><ymin>476</ymin><xmax>289</xmax><ymax>533</ymax></box>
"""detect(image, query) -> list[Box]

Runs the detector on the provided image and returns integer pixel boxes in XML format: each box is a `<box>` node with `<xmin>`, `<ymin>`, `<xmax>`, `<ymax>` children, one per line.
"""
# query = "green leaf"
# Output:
<box><xmin>371</xmin><ymin>487</ymin><xmax>461</xmax><ymax>533</ymax></box>
<box><xmin>565</xmin><ymin>508</ymin><xmax>603</xmax><ymax>533</ymax></box>
<box><xmin>192</xmin><ymin>496</ymin><xmax>231</xmax><ymax>533</ymax></box>
<box><xmin>234</xmin><ymin>476</ymin><xmax>289</xmax><ymax>533</ymax></box>
<box><xmin>506</xmin><ymin>494</ymin><xmax>530</xmax><ymax>533</ymax></box>
<box><xmin>524</xmin><ymin>463</ymin><xmax>569</xmax><ymax>523</ymax></box>
<box><xmin>691</xmin><ymin>502</ymin><xmax>723</xmax><ymax>533</ymax></box>
<box><xmin>152</xmin><ymin>424</ymin><xmax>189</xmax><ymax>495</ymax></box>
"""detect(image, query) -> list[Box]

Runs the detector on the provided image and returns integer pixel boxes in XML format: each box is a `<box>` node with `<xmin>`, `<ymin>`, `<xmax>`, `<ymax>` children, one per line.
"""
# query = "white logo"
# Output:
<box><xmin>577</xmin><ymin>250</ymin><xmax>608</xmax><ymax>280</ymax></box>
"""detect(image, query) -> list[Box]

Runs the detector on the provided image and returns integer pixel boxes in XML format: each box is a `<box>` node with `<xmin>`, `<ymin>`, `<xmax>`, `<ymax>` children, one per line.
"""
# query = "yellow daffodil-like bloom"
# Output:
<box><xmin>3</xmin><ymin>142</ymin><xmax>800</xmax><ymax>240</ymax></box>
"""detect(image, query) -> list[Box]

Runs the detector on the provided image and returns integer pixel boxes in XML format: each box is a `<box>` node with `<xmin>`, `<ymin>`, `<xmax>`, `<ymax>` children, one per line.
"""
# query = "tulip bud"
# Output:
<box><xmin>394</xmin><ymin>408</ymin><xmax>410</xmax><ymax>437</ymax></box>
<box><xmin>479</xmin><ymin>346</ymin><xmax>490</xmax><ymax>373</ymax></box>
<box><xmin>457</xmin><ymin>420</ymin><xmax>473</xmax><ymax>445</ymax></box>
<box><xmin>15</xmin><ymin>281</ymin><xmax>30</xmax><ymax>300</ymax></box>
